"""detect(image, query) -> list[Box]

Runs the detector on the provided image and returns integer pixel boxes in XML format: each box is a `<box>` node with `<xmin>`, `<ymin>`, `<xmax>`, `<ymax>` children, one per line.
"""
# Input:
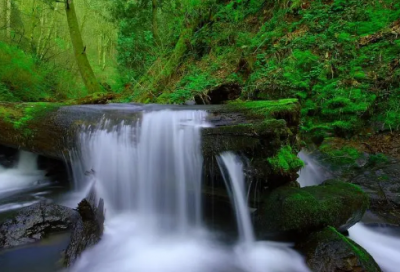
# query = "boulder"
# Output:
<box><xmin>0</xmin><ymin>202</ymin><xmax>79</xmax><ymax>248</ymax></box>
<box><xmin>296</xmin><ymin>227</ymin><xmax>381</xmax><ymax>272</ymax></box>
<box><xmin>257</xmin><ymin>180</ymin><xmax>369</xmax><ymax>235</ymax></box>
<box><xmin>350</xmin><ymin>158</ymin><xmax>400</xmax><ymax>225</ymax></box>
<box><xmin>64</xmin><ymin>195</ymin><xmax>105</xmax><ymax>266</ymax></box>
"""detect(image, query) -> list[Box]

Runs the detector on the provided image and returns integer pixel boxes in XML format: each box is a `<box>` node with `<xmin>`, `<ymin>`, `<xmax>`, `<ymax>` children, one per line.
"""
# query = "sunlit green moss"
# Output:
<box><xmin>267</xmin><ymin>145</ymin><xmax>304</xmax><ymax>173</ymax></box>
<box><xmin>0</xmin><ymin>103</ymin><xmax>61</xmax><ymax>136</ymax></box>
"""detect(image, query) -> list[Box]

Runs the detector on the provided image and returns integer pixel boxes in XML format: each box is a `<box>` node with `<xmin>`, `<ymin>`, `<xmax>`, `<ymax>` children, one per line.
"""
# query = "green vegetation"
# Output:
<box><xmin>0</xmin><ymin>42</ymin><xmax>85</xmax><ymax>101</ymax></box>
<box><xmin>1</xmin><ymin>0</ymin><xmax>399</xmax><ymax>163</ymax></box>
<box><xmin>114</xmin><ymin>0</ymin><xmax>400</xmax><ymax>137</ymax></box>
<box><xmin>298</xmin><ymin>226</ymin><xmax>382</xmax><ymax>272</ymax></box>
<box><xmin>0</xmin><ymin>102</ymin><xmax>61</xmax><ymax>136</ymax></box>
<box><xmin>261</xmin><ymin>180</ymin><xmax>369</xmax><ymax>233</ymax></box>
<box><xmin>268</xmin><ymin>145</ymin><xmax>304</xmax><ymax>173</ymax></box>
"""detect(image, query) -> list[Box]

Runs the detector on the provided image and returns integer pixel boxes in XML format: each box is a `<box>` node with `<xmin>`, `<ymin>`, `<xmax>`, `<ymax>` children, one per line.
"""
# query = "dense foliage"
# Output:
<box><xmin>1</xmin><ymin>0</ymin><xmax>399</xmax><ymax>140</ymax></box>
<box><xmin>115</xmin><ymin>0</ymin><xmax>400</xmax><ymax>138</ymax></box>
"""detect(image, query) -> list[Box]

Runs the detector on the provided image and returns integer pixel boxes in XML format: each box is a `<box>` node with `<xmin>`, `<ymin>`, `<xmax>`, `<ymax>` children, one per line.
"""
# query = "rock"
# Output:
<box><xmin>194</xmin><ymin>83</ymin><xmax>241</xmax><ymax>104</ymax></box>
<box><xmin>350</xmin><ymin>158</ymin><xmax>400</xmax><ymax>225</ymax></box>
<box><xmin>257</xmin><ymin>180</ymin><xmax>369</xmax><ymax>235</ymax></box>
<box><xmin>0</xmin><ymin>202</ymin><xmax>79</xmax><ymax>249</ymax></box>
<box><xmin>64</xmin><ymin>194</ymin><xmax>105</xmax><ymax>266</ymax></box>
<box><xmin>296</xmin><ymin>227</ymin><xmax>381</xmax><ymax>272</ymax></box>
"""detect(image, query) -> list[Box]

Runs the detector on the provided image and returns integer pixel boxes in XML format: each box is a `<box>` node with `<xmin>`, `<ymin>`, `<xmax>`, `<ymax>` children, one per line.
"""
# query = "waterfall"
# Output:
<box><xmin>297</xmin><ymin>150</ymin><xmax>329</xmax><ymax>187</ymax></box>
<box><xmin>349</xmin><ymin>224</ymin><xmax>400</xmax><ymax>272</ymax></box>
<box><xmin>297</xmin><ymin>150</ymin><xmax>400</xmax><ymax>271</ymax></box>
<box><xmin>71</xmin><ymin>110</ymin><xmax>207</xmax><ymax>230</ymax></box>
<box><xmin>70</xmin><ymin>108</ymin><xmax>309</xmax><ymax>272</ymax></box>
<box><xmin>0</xmin><ymin>151</ymin><xmax>46</xmax><ymax>193</ymax></box>
<box><xmin>217</xmin><ymin>152</ymin><xmax>254</xmax><ymax>245</ymax></box>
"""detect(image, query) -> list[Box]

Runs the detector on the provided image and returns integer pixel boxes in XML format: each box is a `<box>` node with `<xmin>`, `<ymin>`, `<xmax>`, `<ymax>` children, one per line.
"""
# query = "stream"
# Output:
<box><xmin>0</xmin><ymin>106</ymin><xmax>399</xmax><ymax>271</ymax></box>
<box><xmin>0</xmin><ymin>108</ymin><xmax>309</xmax><ymax>272</ymax></box>
<box><xmin>298</xmin><ymin>150</ymin><xmax>400</xmax><ymax>272</ymax></box>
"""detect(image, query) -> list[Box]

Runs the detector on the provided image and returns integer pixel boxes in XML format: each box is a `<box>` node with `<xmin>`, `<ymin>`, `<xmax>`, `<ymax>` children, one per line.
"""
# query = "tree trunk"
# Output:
<box><xmin>102</xmin><ymin>34</ymin><xmax>108</xmax><ymax>70</ymax></box>
<box><xmin>121</xmin><ymin>18</ymin><xmax>200</xmax><ymax>102</ymax></box>
<box><xmin>65</xmin><ymin>0</ymin><xmax>102</xmax><ymax>94</ymax></box>
<box><xmin>36</xmin><ymin>9</ymin><xmax>46</xmax><ymax>56</ymax></box>
<box><xmin>152</xmin><ymin>0</ymin><xmax>160</xmax><ymax>44</ymax></box>
<box><xmin>39</xmin><ymin>2</ymin><xmax>59</xmax><ymax>60</ymax></box>
<box><xmin>6</xmin><ymin>0</ymin><xmax>11</xmax><ymax>39</ymax></box>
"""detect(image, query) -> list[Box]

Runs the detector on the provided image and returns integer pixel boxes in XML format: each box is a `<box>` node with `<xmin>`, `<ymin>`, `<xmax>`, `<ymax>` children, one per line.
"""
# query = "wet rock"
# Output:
<box><xmin>349</xmin><ymin>158</ymin><xmax>400</xmax><ymax>225</ymax></box>
<box><xmin>257</xmin><ymin>180</ymin><xmax>369</xmax><ymax>236</ymax></box>
<box><xmin>64</xmin><ymin>194</ymin><xmax>105</xmax><ymax>266</ymax></box>
<box><xmin>0</xmin><ymin>202</ymin><xmax>79</xmax><ymax>248</ymax></box>
<box><xmin>296</xmin><ymin>227</ymin><xmax>381</xmax><ymax>272</ymax></box>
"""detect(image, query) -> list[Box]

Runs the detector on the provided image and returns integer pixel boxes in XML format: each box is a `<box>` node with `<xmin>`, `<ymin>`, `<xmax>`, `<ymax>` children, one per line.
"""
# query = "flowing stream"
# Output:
<box><xmin>0</xmin><ymin>151</ymin><xmax>51</xmax><ymax>212</ymax></box>
<box><xmin>69</xmin><ymin>109</ymin><xmax>309</xmax><ymax>272</ymax></box>
<box><xmin>298</xmin><ymin>150</ymin><xmax>400</xmax><ymax>272</ymax></box>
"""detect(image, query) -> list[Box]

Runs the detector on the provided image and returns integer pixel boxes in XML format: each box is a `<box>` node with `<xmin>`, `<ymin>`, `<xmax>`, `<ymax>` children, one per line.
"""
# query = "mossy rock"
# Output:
<box><xmin>296</xmin><ymin>227</ymin><xmax>381</xmax><ymax>272</ymax></box>
<box><xmin>227</xmin><ymin>98</ymin><xmax>301</xmax><ymax>129</ymax></box>
<box><xmin>257</xmin><ymin>180</ymin><xmax>369</xmax><ymax>235</ymax></box>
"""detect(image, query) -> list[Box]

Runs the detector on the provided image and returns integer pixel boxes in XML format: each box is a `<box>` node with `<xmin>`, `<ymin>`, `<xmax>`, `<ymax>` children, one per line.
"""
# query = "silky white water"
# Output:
<box><xmin>349</xmin><ymin>224</ymin><xmax>400</xmax><ymax>272</ymax></box>
<box><xmin>217</xmin><ymin>152</ymin><xmax>254</xmax><ymax>245</ymax></box>
<box><xmin>297</xmin><ymin>150</ymin><xmax>329</xmax><ymax>187</ymax></box>
<box><xmin>298</xmin><ymin>151</ymin><xmax>400</xmax><ymax>271</ymax></box>
<box><xmin>70</xmin><ymin>109</ymin><xmax>309</xmax><ymax>272</ymax></box>
<box><xmin>0</xmin><ymin>151</ymin><xmax>46</xmax><ymax>193</ymax></box>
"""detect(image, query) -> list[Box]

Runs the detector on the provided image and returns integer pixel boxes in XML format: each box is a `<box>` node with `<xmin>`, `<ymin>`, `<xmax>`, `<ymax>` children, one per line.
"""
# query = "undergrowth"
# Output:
<box><xmin>0</xmin><ymin>42</ymin><xmax>86</xmax><ymax>102</ymax></box>
<box><xmin>116</xmin><ymin>0</ymin><xmax>400</xmax><ymax>139</ymax></box>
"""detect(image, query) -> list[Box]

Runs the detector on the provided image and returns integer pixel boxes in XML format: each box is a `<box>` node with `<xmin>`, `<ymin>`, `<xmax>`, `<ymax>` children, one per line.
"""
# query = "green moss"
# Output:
<box><xmin>297</xmin><ymin>226</ymin><xmax>381</xmax><ymax>272</ymax></box>
<box><xmin>327</xmin><ymin>227</ymin><xmax>381</xmax><ymax>271</ymax></box>
<box><xmin>228</xmin><ymin>99</ymin><xmax>299</xmax><ymax>120</ymax></box>
<box><xmin>260</xmin><ymin>180</ymin><xmax>369</xmax><ymax>233</ymax></box>
<box><xmin>319</xmin><ymin>143</ymin><xmax>362</xmax><ymax>169</ymax></box>
<box><xmin>0</xmin><ymin>103</ymin><xmax>61</xmax><ymax>136</ymax></box>
<box><xmin>267</xmin><ymin>145</ymin><xmax>304</xmax><ymax>173</ymax></box>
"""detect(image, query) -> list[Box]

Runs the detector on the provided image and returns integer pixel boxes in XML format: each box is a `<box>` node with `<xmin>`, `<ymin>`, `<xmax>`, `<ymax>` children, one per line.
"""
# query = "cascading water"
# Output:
<box><xmin>0</xmin><ymin>151</ymin><xmax>49</xmax><ymax>212</ymax></box>
<box><xmin>217</xmin><ymin>152</ymin><xmax>254</xmax><ymax>245</ymax></box>
<box><xmin>0</xmin><ymin>151</ymin><xmax>46</xmax><ymax>193</ymax></box>
<box><xmin>297</xmin><ymin>150</ymin><xmax>329</xmax><ymax>187</ymax></box>
<box><xmin>349</xmin><ymin>224</ymin><xmax>400</xmax><ymax>272</ymax></box>
<box><xmin>69</xmin><ymin>109</ymin><xmax>309</xmax><ymax>272</ymax></box>
<box><xmin>298</xmin><ymin>150</ymin><xmax>400</xmax><ymax>271</ymax></box>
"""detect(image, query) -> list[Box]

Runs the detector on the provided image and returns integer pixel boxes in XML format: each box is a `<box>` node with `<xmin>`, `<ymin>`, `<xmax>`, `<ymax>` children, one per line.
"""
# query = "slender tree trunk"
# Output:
<box><xmin>40</xmin><ymin>3</ymin><xmax>59</xmax><ymax>60</ymax></box>
<box><xmin>65</xmin><ymin>0</ymin><xmax>102</xmax><ymax>94</ymax></box>
<box><xmin>152</xmin><ymin>0</ymin><xmax>160</xmax><ymax>44</ymax></box>
<box><xmin>97</xmin><ymin>34</ymin><xmax>102</xmax><ymax>66</ymax></box>
<box><xmin>102</xmin><ymin>34</ymin><xmax>109</xmax><ymax>70</ymax></box>
<box><xmin>30</xmin><ymin>0</ymin><xmax>37</xmax><ymax>51</ymax></box>
<box><xmin>36</xmin><ymin>10</ymin><xmax>46</xmax><ymax>56</ymax></box>
<box><xmin>6</xmin><ymin>0</ymin><xmax>11</xmax><ymax>39</ymax></box>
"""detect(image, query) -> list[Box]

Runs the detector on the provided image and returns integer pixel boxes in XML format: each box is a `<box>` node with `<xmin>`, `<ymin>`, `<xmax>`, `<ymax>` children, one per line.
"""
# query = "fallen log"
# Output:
<box><xmin>0</xmin><ymin>100</ymin><xmax>302</xmax><ymax>191</ymax></box>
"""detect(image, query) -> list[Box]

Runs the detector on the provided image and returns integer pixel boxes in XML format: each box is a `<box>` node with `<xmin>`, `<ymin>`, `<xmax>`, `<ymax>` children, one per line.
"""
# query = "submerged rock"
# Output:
<box><xmin>0</xmin><ymin>202</ymin><xmax>79</xmax><ymax>248</ymax></box>
<box><xmin>296</xmin><ymin>227</ymin><xmax>381</xmax><ymax>272</ymax></box>
<box><xmin>257</xmin><ymin>180</ymin><xmax>369</xmax><ymax>235</ymax></box>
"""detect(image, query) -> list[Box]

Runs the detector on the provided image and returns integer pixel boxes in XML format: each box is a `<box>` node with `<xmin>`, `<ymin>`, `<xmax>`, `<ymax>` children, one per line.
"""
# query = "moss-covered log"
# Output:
<box><xmin>0</xmin><ymin>98</ymin><xmax>302</xmax><ymax>191</ymax></box>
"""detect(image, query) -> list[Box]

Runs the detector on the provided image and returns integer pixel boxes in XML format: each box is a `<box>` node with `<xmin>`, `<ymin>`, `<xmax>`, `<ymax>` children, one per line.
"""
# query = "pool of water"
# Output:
<box><xmin>0</xmin><ymin>232</ymin><xmax>71</xmax><ymax>272</ymax></box>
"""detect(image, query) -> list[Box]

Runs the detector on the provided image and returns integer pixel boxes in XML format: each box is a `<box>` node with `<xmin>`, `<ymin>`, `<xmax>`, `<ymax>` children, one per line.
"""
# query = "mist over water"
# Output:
<box><xmin>70</xmin><ymin>109</ymin><xmax>309</xmax><ymax>272</ymax></box>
